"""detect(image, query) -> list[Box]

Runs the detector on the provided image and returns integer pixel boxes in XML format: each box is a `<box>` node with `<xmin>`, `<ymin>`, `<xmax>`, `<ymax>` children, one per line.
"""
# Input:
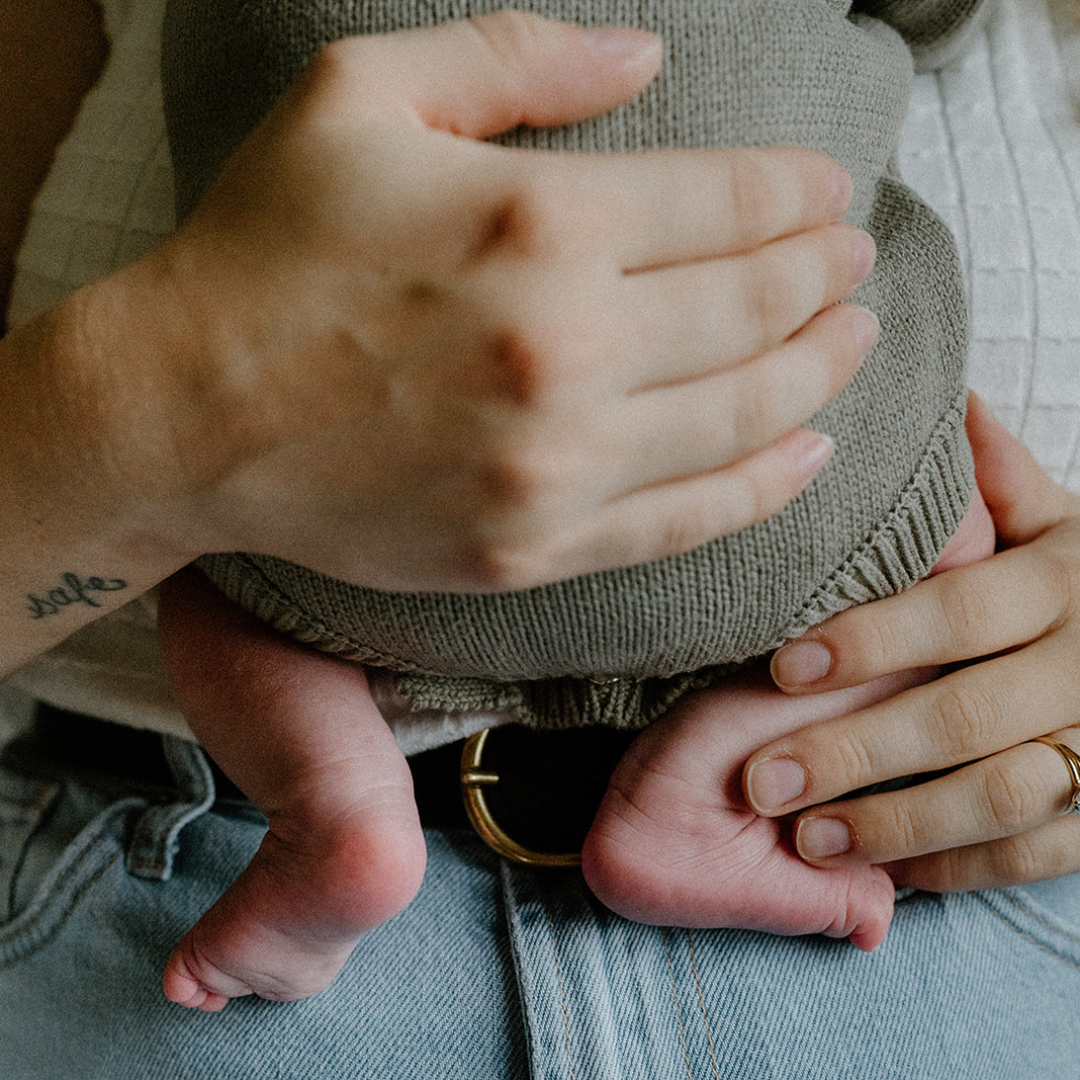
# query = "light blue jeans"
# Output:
<box><xmin>3</xmin><ymin>727</ymin><xmax>1080</xmax><ymax>1079</ymax></box>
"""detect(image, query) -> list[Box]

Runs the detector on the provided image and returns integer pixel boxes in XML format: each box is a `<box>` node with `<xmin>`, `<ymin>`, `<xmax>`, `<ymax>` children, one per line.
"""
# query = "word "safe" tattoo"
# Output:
<box><xmin>26</xmin><ymin>572</ymin><xmax>128</xmax><ymax>618</ymax></box>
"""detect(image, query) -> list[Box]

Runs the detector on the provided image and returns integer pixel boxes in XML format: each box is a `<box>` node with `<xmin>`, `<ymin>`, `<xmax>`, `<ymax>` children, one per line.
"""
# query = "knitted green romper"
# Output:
<box><xmin>163</xmin><ymin>0</ymin><xmax>985</xmax><ymax>731</ymax></box>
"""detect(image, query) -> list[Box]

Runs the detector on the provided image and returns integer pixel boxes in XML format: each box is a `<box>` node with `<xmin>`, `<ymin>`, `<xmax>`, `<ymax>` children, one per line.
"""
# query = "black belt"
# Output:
<box><xmin>14</xmin><ymin>705</ymin><xmax>636</xmax><ymax>866</ymax></box>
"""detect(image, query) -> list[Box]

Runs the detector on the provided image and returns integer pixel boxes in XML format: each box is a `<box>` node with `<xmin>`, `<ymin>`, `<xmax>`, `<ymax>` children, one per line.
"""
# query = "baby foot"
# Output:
<box><xmin>581</xmin><ymin>668</ymin><xmax>923</xmax><ymax>951</ymax></box>
<box><xmin>163</xmin><ymin>772</ymin><xmax>425</xmax><ymax>1012</ymax></box>
<box><xmin>158</xmin><ymin>565</ymin><xmax>427</xmax><ymax>1011</ymax></box>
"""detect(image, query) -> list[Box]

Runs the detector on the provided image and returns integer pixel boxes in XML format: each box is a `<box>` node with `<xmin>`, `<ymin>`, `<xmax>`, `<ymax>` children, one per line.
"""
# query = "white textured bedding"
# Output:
<box><xmin>4</xmin><ymin>0</ymin><xmax>1079</xmax><ymax>743</ymax></box>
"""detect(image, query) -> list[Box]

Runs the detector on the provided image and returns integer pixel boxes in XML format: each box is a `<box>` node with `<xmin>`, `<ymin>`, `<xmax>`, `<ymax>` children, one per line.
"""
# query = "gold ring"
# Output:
<box><xmin>1031</xmin><ymin>736</ymin><xmax>1080</xmax><ymax>816</ymax></box>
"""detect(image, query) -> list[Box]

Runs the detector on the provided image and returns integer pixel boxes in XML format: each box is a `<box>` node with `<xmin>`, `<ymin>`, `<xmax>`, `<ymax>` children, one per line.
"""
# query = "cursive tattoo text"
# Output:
<box><xmin>26</xmin><ymin>572</ymin><xmax>129</xmax><ymax>619</ymax></box>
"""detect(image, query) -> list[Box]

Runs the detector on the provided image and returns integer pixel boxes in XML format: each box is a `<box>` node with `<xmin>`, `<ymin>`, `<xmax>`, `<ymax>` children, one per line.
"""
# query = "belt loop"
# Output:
<box><xmin>125</xmin><ymin>735</ymin><xmax>215</xmax><ymax>882</ymax></box>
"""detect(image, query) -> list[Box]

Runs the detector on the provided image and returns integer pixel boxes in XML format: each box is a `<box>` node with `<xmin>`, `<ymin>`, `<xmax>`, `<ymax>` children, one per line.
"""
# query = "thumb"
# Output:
<box><xmin>966</xmin><ymin>391</ymin><xmax>1074</xmax><ymax>545</ymax></box>
<box><xmin>320</xmin><ymin>11</ymin><xmax>663</xmax><ymax>138</ymax></box>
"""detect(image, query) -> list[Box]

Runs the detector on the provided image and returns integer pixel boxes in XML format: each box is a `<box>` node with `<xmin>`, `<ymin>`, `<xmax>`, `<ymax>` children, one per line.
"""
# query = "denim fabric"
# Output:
<box><xmin>506</xmin><ymin>868</ymin><xmax>1080</xmax><ymax>1078</ymax></box>
<box><xmin>0</xmin><ymin>735</ymin><xmax>527</xmax><ymax>1080</ymax></box>
<box><xmin>2</xmin><ymin>733</ymin><xmax>1080</xmax><ymax>1079</ymax></box>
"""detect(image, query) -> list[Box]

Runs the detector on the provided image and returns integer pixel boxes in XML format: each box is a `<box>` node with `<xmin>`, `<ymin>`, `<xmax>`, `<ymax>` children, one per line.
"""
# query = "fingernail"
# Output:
<box><xmin>796</xmin><ymin>817</ymin><xmax>852</xmax><ymax>859</ymax></box>
<box><xmin>852</xmin><ymin>307</ymin><xmax>880</xmax><ymax>354</ymax></box>
<box><xmin>851</xmin><ymin>232</ymin><xmax>877</xmax><ymax>285</ymax></box>
<box><xmin>745</xmin><ymin>757</ymin><xmax>806</xmax><ymax>812</ymax></box>
<box><xmin>771</xmin><ymin>641</ymin><xmax>833</xmax><ymax>688</ymax></box>
<box><xmin>831</xmin><ymin>167</ymin><xmax>854</xmax><ymax>216</ymax></box>
<box><xmin>794</xmin><ymin>431</ymin><xmax>834</xmax><ymax>482</ymax></box>
<box><xmin>586</xmin><ymin>26</ymin><xmax>661</xmax><ymax>58</ymax></box>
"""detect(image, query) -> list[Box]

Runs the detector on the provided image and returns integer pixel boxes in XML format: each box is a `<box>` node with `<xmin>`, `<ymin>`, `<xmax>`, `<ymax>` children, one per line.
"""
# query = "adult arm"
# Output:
<box><xmin>746</xmin><ymin>394</ymin><xmax>1080</xmax><ymax>889</ymax></box>
<box><xmin>0</xmin><ymin>13</ymin><xmax>877</xmax><ymax>678</ymax></box>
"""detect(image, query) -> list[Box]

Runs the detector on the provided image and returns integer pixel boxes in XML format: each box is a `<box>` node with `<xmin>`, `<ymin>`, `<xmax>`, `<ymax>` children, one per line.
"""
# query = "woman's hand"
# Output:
<box><xmin>744</xmin><ymin>394</ymin><xmax>1080</xmax><ymax>891</ymax></box>
<box><xmin>137</xmin><ymin>12</ymin><xmax>876</xmax><ymax>593</ymax></box>
<box><xmin>0</xmin><ymin>12</ymin><xmax>875</xmax><ymax>674</ymax></box>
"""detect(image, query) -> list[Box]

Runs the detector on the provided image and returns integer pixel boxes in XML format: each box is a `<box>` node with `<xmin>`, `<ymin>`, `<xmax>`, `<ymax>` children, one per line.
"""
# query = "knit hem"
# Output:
<box><xmin>782</xmin><ymin>390</ymin><xmax>974</xmax><ymax>642</ymax></box>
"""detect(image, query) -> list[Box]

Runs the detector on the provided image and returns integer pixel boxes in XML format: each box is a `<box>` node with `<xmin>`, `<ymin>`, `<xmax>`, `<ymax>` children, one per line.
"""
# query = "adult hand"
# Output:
<box><xmin>136</xmin><ymin>11</ymin><xmax>876</xmax><ymax>593</ymax></box>
<box><xmin>744</xmin><ymin>394</ymin><xmax>1080</xmax><ymax>891</ymax></box>
<box><xmin>0</xmin><ymin>12</ymin><xmax>875</xmax><ymax>675</ymax></box>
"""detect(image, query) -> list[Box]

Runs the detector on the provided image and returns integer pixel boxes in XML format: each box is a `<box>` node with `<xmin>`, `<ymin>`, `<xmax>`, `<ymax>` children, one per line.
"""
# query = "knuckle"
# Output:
<box><xmin>828</xmin><ymin>730</ymin><xmax>877</xmax><ymax>793</ymax></box>
<box><xmin>815</xmin><ymin>604</ymin><xmax>898</xmax><ymax>679</ymax></box>
<box><xmin>303</xmin><ymin>37</ymin><xmax>351</xmax><ymax>87</ymax></box>
<box><xmin>468</xmin><ymin>9</ymin><xmax>546</xmax><ymax>68</ymax></box>
<box><xmin>813</xmin><ymin>305</ymin><xmax>867</xmax><ymax>388</ymax></box>
<box><xmin>727</xmin><ymin>430</ymin><xmax>809</xmax><ymax>525</ymax></box>
<box><xmin>730</xmin><ymin>371</ymin><xmax>782</xmax><ymax>450</ymax></box>
<box><xmin>653</xmin><ymin>506</ymin><xmax>714</xmax><ymax>561</ymax></box>
<box><xmin>979</xmin><ymin>763</ymin><xmax>1039</xmax><ymax>836</ymax></box>
<box><xmin>850</xmin><ymin>612</ymin><xmax>902</xmax><ymax>676</ymax></box>
<box><xmin>474</xmin><ymin>179</ymin><xmax>566</xmax><ymax>264</ymax></box>
<box><xmin>474</xmin><ymin>435</ymin><xmax>559</xmax><ymax>513</ymax></box>
<box><xmin>299</xmin><ymin>38</ymin><xmax>374</xmax><ymax>115</ymax></box>
<box><xmin>1049</xmin><ymin>549</ymin><xmax>1080</xmax><ymax>627</ymax></box>
<box><xmin>923</xmin><ymin>848</ymin><xmax>971</xmax><ymax>893</ymax></box>
<box><xmin>467</xmin><ymin>535</ymin><xmax>551</xmax><ymax>592</ymax></box>
<box><xmin>741</xmin><ymin>256</ymin><xmax>794</xmax><ymax>340</ymax></box>
<box><xmin>724</xmin><ymin>153</ymin><xmax>775</xmax><ymax>238</ymax></box>
<box><xmin>931</xmin><ymin>573</ymin><xmax>992</xmax><ymax>648</ymax></box>
<box><xmin>883</xmin><ymin>798</ymin><xmax>924</xmax><ymax>856</ymax></box>
<box><xmin>990</xmin><ymin>834</ymin><xmax>1042</xmax><ymax>885</ymax></box>
<box><xmin>482</xmin><ymin>326</ymin><xmax>557</xmax><ymax>407</ymax></box>
<box><xmin>728</xmin><ymin>471</ymin><xmax>772</xmax><ymax>531</ymax></box>
<box><xmin>894</xmin><ymin>848</ymin><xmax>966</xmax><ymax>894</ymax></box>
<box><xmin>930</xmin><ymin>683</ymin><xmax>1003</xmax><ymax>758</ymax></box>
<box><xmin>478</xmin><ymin>308</ymin><xmax>588</xmax><ymax>409</ymax></box>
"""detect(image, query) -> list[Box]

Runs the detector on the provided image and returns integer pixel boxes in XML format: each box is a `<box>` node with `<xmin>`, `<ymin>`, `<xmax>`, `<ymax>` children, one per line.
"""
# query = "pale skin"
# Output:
<box><xmin>747</xmin><ymin>394</ymin><xmax>1080</xmax><ymax>892</ymax></box>
<box><xmin>157</xmin><ymin>397</ymin><xmax>1019</xmax><ymax>1010</ymax></box>
<box><xmin>0</xmin><ymin>13</ymin><xmax>876</xmax><ymax>680</ymax></box>
<box><xmin>2</xmin><ymin>10</ymin><xmax>875</xmax><ymax>1007</ymax></box>
<box><xmin>142</xmin><ymin>17</ymin><xmax>1068</xmax><ymax>1008</ymax></box>
<box><xmin>580</xmin><ymin>484</ymin><xmax>994</xmax><ymax>948</ymax></box>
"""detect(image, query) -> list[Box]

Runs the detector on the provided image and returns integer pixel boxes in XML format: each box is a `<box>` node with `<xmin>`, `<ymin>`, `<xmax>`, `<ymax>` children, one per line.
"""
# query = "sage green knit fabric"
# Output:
<box><xmin>163</xmin><ymin>0</ymin><xmax>982</xmax><ymax>730</ymax></box>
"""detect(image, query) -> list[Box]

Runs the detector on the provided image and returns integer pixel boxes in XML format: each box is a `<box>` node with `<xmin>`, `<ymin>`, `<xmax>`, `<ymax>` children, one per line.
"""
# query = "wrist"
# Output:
<box><xmin>0</xmin><ymin>270</ymin><xmax>199</xmax><ymax>673</ymax></box>
<box><xmin>52</xmin><ymin>236</ymin><xmax>278</xmax><ymax>566</ymax></box>
<box><xmin>0</xmin><ymin>236</ymin><xmax>254</xmax><ymax>568</ymax></box>
<box><xmin>39</xmin><ymin>262</ymin><xmax>203</xmax><ymax>562</ymax></box>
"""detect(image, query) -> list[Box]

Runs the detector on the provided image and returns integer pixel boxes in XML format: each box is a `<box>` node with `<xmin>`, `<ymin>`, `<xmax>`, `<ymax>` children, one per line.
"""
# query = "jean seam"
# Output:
<box><xmin>0</xmin><ymin>778</ymin><xmax>60</xmax><ymax>924</ymax></box>
<box><xmin>972</xmin><ymin>891</ymin><xmax>1080</xmax><ymax>969</ymax></box>
<box><xmin>661</xmin><ymin>928</ymin><xmax>695</xmax><ymax>1080</ymax></box>
<box><xmin>0</xmin><ymin>798</ymin><xmax>141</xmax><ymax>966</ymax></box>
<box><xmin>685</xmin><ymin>930</ymin><xmax>721</xmax><ymax>1080</ymax></box>
<box><xmin>1001</xmin><ymin>889</ymin><xmax>1080</xmax><ymax>946</ymax></box>
<box><xmin>542</xmin><ymin>905</ymin><xmax>578</xmax><ymax>1080</ymax></box>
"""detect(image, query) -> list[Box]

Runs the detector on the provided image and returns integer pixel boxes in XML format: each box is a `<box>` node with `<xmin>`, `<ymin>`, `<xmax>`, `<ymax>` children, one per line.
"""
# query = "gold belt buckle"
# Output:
<box><xmin>459</xmin><ymin>728</ymin><xmax>581</xmax><ymax>868</ymax></box>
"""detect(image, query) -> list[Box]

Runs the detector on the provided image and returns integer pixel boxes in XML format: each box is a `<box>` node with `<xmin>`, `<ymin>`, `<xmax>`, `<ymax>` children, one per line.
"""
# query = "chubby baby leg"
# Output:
<box><xmin>157</xmin><ymin>568</ymin><xmax>426</xmax><ymax>1012</ymax></box>
<box><xmin>582</xmin><ymin>487</ymin><xmax>996</xmax><ymax>949</ymax></box>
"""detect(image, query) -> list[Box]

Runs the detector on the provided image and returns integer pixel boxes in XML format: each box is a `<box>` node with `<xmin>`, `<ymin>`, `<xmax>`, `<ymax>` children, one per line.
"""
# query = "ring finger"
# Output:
<box><xmin>791</xmin><ymin>727</ymin><xmax>1080</xmax><ymax>867</ymax></box>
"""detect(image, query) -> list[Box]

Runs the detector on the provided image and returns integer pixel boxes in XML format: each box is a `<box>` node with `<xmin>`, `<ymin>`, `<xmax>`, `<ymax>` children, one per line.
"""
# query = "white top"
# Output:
<box><xmin>3</xmin><ymin>0</ymin><xmax>1079</xmax><ymax>748</ymax></box>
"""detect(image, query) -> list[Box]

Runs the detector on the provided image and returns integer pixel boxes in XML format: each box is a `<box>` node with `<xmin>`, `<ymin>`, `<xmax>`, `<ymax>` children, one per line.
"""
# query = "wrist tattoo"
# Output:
<box><xmin>26</xmin><ymin>572</ymin><xmax>128</xmax><ymax>619</ymax></box>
